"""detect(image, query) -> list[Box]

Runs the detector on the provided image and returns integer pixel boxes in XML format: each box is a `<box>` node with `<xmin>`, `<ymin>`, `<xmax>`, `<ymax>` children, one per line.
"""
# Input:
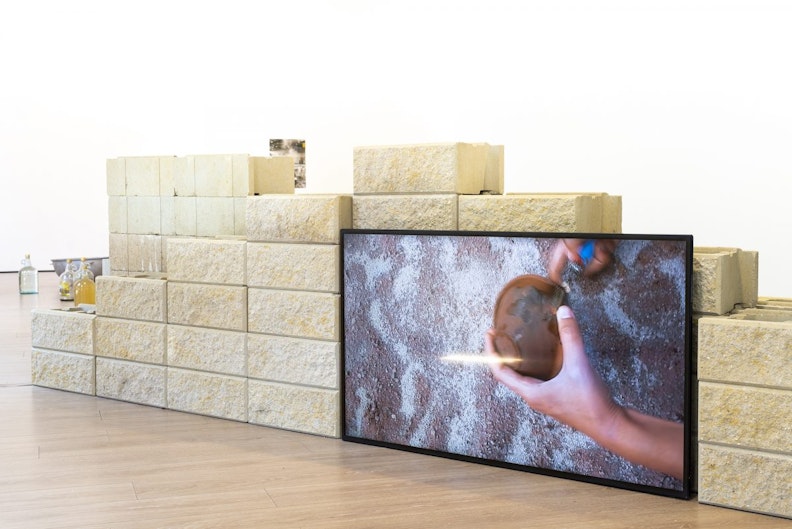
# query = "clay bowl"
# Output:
<box><xmin>492</xmin><ymin>274</ymin><xmax>567</xmax><ymax>380</ymax></box>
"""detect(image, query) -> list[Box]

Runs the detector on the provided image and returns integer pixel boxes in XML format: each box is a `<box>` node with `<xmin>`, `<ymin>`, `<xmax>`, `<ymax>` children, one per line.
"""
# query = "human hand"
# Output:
<box><xmin>548</xmin><ymin>239</ymin><xmax>617</xmax><ymax>284</ymax></box>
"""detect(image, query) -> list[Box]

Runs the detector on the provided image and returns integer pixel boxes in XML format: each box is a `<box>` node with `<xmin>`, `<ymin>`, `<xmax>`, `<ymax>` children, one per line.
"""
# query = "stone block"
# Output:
<box><xmin>96</xmin><ymin>276</ymin><xmax>167</xmax><ymax>322</ymax></box>
<box><xmin>196</xmin><ymin>197</ymin><xmax>235</xmax><ymax>237</ymax></box>
<box><xmin>166</xmin><ymin>238</ymin><xmax>246</xmax><ymax>285</ymax></box>
<box><xmin>159</xmin><ymin>156</ymin><xmax>176</xmax><ymax>197</ymax></box>
<box><xmin>246</xmin><ymin>195</ymin><xmax>352</xmax><ymax>244</ymax></box>
<box><xmin>108</xmin><ymin>233</ymin><xmax>128</xmax><ymax>272</ymax></box>
<box><xmin>96</xmin><ymin>358</ymin><xmax>166</xmax><ymax>407</ymax></box>
<box><xmin>738</xmin><ymin>250</ymin><xmax>759</xmax><ymax>307</ymax></box>
<box><xmin>248</xmin><ymin>288</ymin><xmax>339</xmax><ymax>340</ymax></box>
<box><xmin>107</xmin><ymin>196</ymin><xmax>127</xmax><ymax>234</ymax></box>
<box><xmin>248</xmin><ymin>380</ymin><xmax>339</xmax><ymax>437</ymax></box>
<box><xmin>127</xmin><ymin>196</ymin><xmax>161</xmax><ymax>235</ymax></box>
<box><xmin>167</xmin><ymin>368</ymin><xmax>247</xmax><ymax>422</ymax></box>
<box><xmin>246</xmin><ymin>242</ymin><xmax>339</xmax><ymax>292</ymax></box>
<box><xmin>159</xmin><ymin>196</ymin><xmax>176</xmax><ymax>236</ymax></box>
<box><xmin>31</xmin><ymin>309</ymin><xmax>95</xmax><ymax>355</ymax></box>
<box><xmin>697</xmin><ymin>316</ymin><xmax>792</xmax><ymax>388</ymax></box>
<box><xmin>251</xmin><ymin>156</ymin><xmax>295</xmax><ymax>194</ymax></box>
<box><xmin>601</xmin><ymin>194</ymin><xmax>623</xmax><ymax>233</ymax></box>
<box><xmin>106</xmin><ymin>157</ymin><xmax>126</xmax><ymax>196</ymax></box>
<box><xmin>458</xmin><ymin>193</ymin><xmax>606</xmax><ymax>232</ymax></box>
<box><xmin>173</xmin><ymin>196</ymin><xmax>197</xmax><ymax>236</ymax></box>
<box><xmin>167</xmin><ymin>282</ymin><xmax>247</xmax><ymax>331</ymax></box>
<box><xmin>125</xmin><ymin>156</ymin><xmax>160</xmax><ymax>196</ymax></box>
<box><xmin>232</xmin><ymin>154</ymin><xmax>253</xmax><ymax>197</ymax></box>
<box><xmin>247</xmin><ymin>334</ymin><xmax>339</xmax><ymax>388</ymax></box>
<box><xmin>167</xmin><ymin>325</ymin><xmax>246</xmax><ymax>376</ymax></box>
<box><xmin>194</xmin><ymin>154</ymin><xmax>233</xmax><ymax>197</ymax></box>
<box><xmin>234</xmin><ymin>197</ymin><xmax>247</xmax><ymax>236</ymax></box>
<box><xmin>94</xmin><ymin>317</ymin><xmax>166</xmax><ymax>364</ymax></box>
<box><xmin>698</xmin><ymin>444</ymin><xmax>791</xmax><ymax>519</ymax></box>
<box><xmin>483</xmin><ymin>144</ymin><xmax>504</xmax><ymax>194</ymax></box>
<box><xmin>173</xmin><ymin>156</ymin><xmax>195</xmax><ymax>197</ymax></box>
<box><xmin>127</xmin><ymin>234</ymin><xmax>163</xmax><ymax>274</ymax></box>
<box><xmin>693</xmin><ymin>248</ymin><xmax>743</xmax><ymax>315</ymax></box>
<box><xmin>32</xmin><ymin>349</ymin><xmax>95</xmax><ymax>395</ymax></box>
<box><xmin>699</xmin><ymin>382</ymin><xmax>792</xmax><ymax>453</ymax></box>
<box><xmin>352</xmin><ymin>194</ymin><xmax>458</xmax><ymax>231</ymax></box>
<box><xmin>352</xmin><ymin>142</ymin><xmax>490</xmax><ymax>194</ymax></box>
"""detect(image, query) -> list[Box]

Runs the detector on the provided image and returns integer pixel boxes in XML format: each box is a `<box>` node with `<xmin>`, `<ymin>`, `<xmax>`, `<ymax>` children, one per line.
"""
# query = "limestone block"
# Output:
<box><xmin>108</xmin><ymin>233</ymin><xmax>128</xmax><ymax>273</ymax></box>
<box><xmin>167</xmin><ymin>325</ymin><xmax>246</xmax><ymax>376</ymax></box>
<box><xmin>94</xmin><ymin>317</ymin><xmax>166</xmax><ymax>364</ymax></box>
<box><xmin>196</xmin><ymin>197</ymin><xmax>235</xmax><ymax>237</ymax></box>
<box><xmin>167</xmin><ymin>282</ymin><xmax>247</xmax><ymax>331</ymax></box>
<box><xmin>458</xmin><ymin>194</ymin><xmax>605</xmax><ymax>232</ymax></box>
<box><xmin>601</xmin><ymin>194</ymin><xmax>623</xmax><ymax>233</ymax></box>
<box><xmin>697</xmin><ymin>316</ymin><xmax>792</xmax><ymax>388</ymax></box>
<box><xmin>125</xmin><ymin>156</ymin><xmax>160</xmax><ymax>196</ymax></box>
<box><xmin>251</xmin><ymin>156</ymin><xmax>295</xmax><ymax>194</ymax></box>
<box><xmin>107</xmin><ymin>196</ymin><xmax>127</xmax><ymax>234</ymax></box>
<box><xmin>247</xmin><ymin>334</ymin><xmax>339</xmax><ymax>388</ymax></box>
<box><xmin>246</xmin><ymin>242</ymin><xmax>339</xmax><ymax>292</ymax></box>
<box><xmin>738</xmin><ymin>250</ymin><xmax>759</xmax><ymax>307</ymax></box>
<box><xmin>693</xmin><ymin>248</ymin><xmax>742</xmax><ymax>315</ymax></box>
<box><xmin>31</xmin><ymin>309</ymin><xmax>95</xmax><ymax>355</ymax></box>
<box><xmin>483</xmin><ymin>144</ymin><xmax>504</xmax><ymax>194</ymax></box>
<box><xmin>31</xmin><ymin>349</ymin><xmax>95</xmax><ymax>395</ymax></box>
<box><xmin>173</xmin><ymin>156</ymin><xmax>195</xmax><ymax>197</ymax></box>
<box><xmin>699</xmin><ymin>382</ymin><xmax>792</xmax><ymax>453</ymax></box>
<box><xmin>96</xmin><ymin>358</ymin><xmax>166</xmax><ymax>407</ymax></box>
<box><xmin>106</xmin><ymin>157</ymin><xmax>126</xmax><ymax>196</ymax></box>
<box><xmin>232</xmin><ymin>154</ymin><xmax>253</xmax><ymax>197</ymax></box>
<box><xmin>173</xmin><ymin>196</ymin><xmax>197</xmax><ymax>236</ymax></box>
<box><xmin>194</xmin><ymin>154</ymin><xmax>233</xmax><ymax>197</ymax></box>
<box><xmin>246</xmin><ymin>195</ymin><xmax>352</xmax><ymax>244</ymax></box>
<box><xmin>159</xmin><ymin>196</ymin><xmax>176</xmax><ymax>236</ymax></box>
<box><xmin>127</xmin><ymin>234</ymin><xmax>163</xmax><ymax>274</ymax></box>
<box><xmin>248</xmin><ymin>380</ymin><xmax>339</xmax><ymax>437</ymax></box>
<box><xmin>352</xmin><ymin>194</ymin><xmax>458</xmax><ymax>231</ymax></box>
<box><xmin>127</xmin><ymin>196</ymin><xmax>161</xmax><ymax>235</ymax></box>
<box><xmin>698</xmin><ymin>444</ymin><xmax>791</xmax><ymax>519</ymax></box>
<box><xmin>248</xmin><ymin>288</ymin><xmax>339</xmax><ymax>340</ymax></box>
<box><xmin>167</xmin><ymin>368</ymin><xmax>247</xmax><ymax>421</ymax></box>
<box><xmin>353</xmin><ymin>143</ymin><xmax>489</xmax><ymax>194</ymax></box>
<box><xmin>96</xmin><ymin>276</ymin><xmax>167</xmax><ymax>322</ymax></box>
<box><xmin>166</xmin><ymin>238</ymin><xmax>246</xmax><ymax>285</ymax></box>
<box><xmin>234</xmin><ymin>197</ymin><xmax>247</xmax><ymax>236</ymax></box>
<box><xmin>159</xmin><ymin>156</ymin><xmax>176</xmax><ymax>197</ymax></box>
<box><xmin>757</xmin><ymin>297</ymin><xmax>792</xmax><ymax>310</ymax></box>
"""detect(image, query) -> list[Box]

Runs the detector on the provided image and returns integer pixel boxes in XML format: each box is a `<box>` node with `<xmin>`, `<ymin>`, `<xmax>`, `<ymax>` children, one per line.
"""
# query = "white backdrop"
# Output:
<box><xmin>1</xmin><ymin>0</ymin><xmax>790</xmax><ymax>297</ymax></box>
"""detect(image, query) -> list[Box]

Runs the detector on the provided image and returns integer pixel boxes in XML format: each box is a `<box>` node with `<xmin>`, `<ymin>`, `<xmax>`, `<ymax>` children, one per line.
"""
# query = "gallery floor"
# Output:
<box><xmin>0</xmin><ymin>272</ymin><xmax>786</xmax><ymax>528</ymax></box>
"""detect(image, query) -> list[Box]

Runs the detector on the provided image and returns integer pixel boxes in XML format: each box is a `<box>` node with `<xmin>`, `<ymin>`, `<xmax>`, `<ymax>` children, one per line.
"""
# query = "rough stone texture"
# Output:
<box><xmin>127</xmin><ymin>196</ymin><xmax>161</xmax><ymax>235</ymax></box>
<box><xmin>251</xmin><ymin>156</ymin><xmax>295</xmax><ymax>194</ymax></box>
<box><xmin>248</xmin><ymin>380</ymin><xmax>339</xmax><ymax>437</ymax></box>
<box><xmin>193</xmin><ymin>154</ymin><xmax>233</xmax><ymax>197</ymax></box>
<box><xmin>127</xmin><ymin>234</ymin><xmax>164</xmax><ymax>273</ymax></box>
<box><xmin>698</xmin><ymin>444</ymin><xmax>791</xmax><ymax>519</ymax></box>
<box><xmin>196</xmin><ymin>197</ymin><xmax>235</xmax><ymax>237</ymax></box>
<box><xmin>31</xmin><ymin>349</ymin><xmax>95</xmax><ymax>395</ymax></box>
<box><xmin>166</xmin><ymin>238</ymin><xmax>246</xmax><ymax>285</ymax></box>
<box><xmin>94</xmin><ymin>317</ymin><xmax>166</xmax><ymax>364</ymax></box>
<box><xmin>483</xmin><ymin>144</ymin><xmax>504</xmax><ymax>194</ymax></box>
<box><xmin>457</xmin><ymin>194</ymin><xmax>615</xmax><ymax>233</ymax></box>
<box><xmin>247</xmin><ymin>334</ymin><xmax>339</xmax><ymax>389</ymax></box>
<box><xmin>692</xmin><ymin>247</ymin><xmax>758</xmax><ymax>315</ymax></box>
<box><xmin>246</xmin><ymin>195</ymin><xmax>352</xmax><ymax>244</ymax></box>
<box><xmin>108</xmin><ymin>233</ymin><xmax>128</xmax><ymax>273</ymax></box>
<box><xmin>699</xmin><ymin>382</ymin><xmax>792</xmax><ymax>452</ymax></box>
<box><xmin>167</xmin><ymin>368</ymin><xmax>247</xmax><ymax>422</ymax></box>
<box><xmin>248</xmin><ymin>288</ymin><xmax>339</xmax><ymax>341</ymax></box>
<box><xmin>246</xmin><ymin>242</ymin><xmax>339</xmax><ymax>293</ymax></box>
<box><xmin>96</xmin><ymin>276</ymin><xmax>167</xmax><ymax>322</ymax></box>
<box><xmin>108</xmin><ymin>196</ymin><xmax>127</xmax><ymax>234</ymax></box>
<box><xmin>31</xmin><ymin>309</ymin><xmax>95</xmax><ymax>355</ymax></box>
<box><xmin>106</xmin><ymin>157</ymin><xmax>126</xmax><ymax>196</ymax></box>
<box><xmin>96</xmin><ymin>358</ymin><xmax>166</xmax><ymax>407</ymax></box>
<box><xmin>167</xmin><ymin>325</ymin><xmax>246</xmax><ymax>376</ymax></box>
<box><xmin>352</xmin><ymin>194</ymin><xmax>458</xmax><ymax>231</ymax></box>
<box><xmin>697</xmin><ymin>317</ymin><xmax>792</xmax><ymax>388</ymax></box>
<box><xmin>167</xmin><ymin>282</ymin><xmax>247</xmax><ymax>331</ymax></box>
<box><xmin>353</xmin><ymin>143</ymin><xmax>493</xmax><ymax>195</ymax></box>
<box><xmin>124</xmin><ymin>156</ymin><xmax>160</xmax><ymax>196</ymax></box>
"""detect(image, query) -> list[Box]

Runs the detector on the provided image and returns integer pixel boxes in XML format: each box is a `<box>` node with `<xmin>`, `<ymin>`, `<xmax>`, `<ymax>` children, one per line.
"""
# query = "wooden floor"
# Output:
<box><xmin>0</xmin><ymin>272</ymin><xmax>787</xmax><ymax>528</ymax></box>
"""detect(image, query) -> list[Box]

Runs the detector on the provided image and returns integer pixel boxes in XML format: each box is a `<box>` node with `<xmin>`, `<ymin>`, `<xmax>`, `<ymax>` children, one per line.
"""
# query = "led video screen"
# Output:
<box><xmin>341</xmin><ymin>230</ymin><xmax>692</xmax><ymax>499</ymax></box>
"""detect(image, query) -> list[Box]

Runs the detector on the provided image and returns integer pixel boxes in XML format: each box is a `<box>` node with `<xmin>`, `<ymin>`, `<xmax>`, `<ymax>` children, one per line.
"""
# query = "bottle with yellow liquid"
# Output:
<box><xmin>58</xmin><ymin>258</ymin><xmax>75</xmax><ymax>301</ymax></box>
<box><xmin>73</xmin><ymin>258</ymin><xmax>96</xmax><ymax>306</ymax></box>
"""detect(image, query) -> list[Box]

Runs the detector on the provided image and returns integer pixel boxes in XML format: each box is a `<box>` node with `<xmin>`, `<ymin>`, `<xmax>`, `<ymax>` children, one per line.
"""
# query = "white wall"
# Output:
<box><xmin>2</xmin><ymin>0</ymin><xmax>790</xmax><ymax>297</ymax></box>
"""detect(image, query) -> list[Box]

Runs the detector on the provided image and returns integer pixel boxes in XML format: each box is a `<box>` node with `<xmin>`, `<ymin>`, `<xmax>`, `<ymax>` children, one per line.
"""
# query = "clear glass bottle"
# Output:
<box><xmin>58</xmin><ymin>258</ymin><xmax>75</xmax><ymax>301</ymax></box>
<box><xmin>73</xmin><ymin>258</ymin><xmax>96</xmax><ymax>306</ymax></box>
<box><xmin>18</xmin><ymin>253</ymin><xmax>39</xmax><ymax>294</ymax></box>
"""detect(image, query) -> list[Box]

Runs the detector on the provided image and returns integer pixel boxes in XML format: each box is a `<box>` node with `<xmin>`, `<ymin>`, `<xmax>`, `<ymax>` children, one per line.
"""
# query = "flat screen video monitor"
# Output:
<box><xmin>341</xmin><ymin>230</ymin><xmax>692</xmax><ymax>499</ymax></box>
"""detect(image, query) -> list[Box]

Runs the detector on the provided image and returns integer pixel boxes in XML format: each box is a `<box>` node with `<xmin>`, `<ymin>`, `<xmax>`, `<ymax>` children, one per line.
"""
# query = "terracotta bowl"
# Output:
<box><xmin>492</xmin><ymin>274</ymin><xmax>567</xmax><ymax>380</ymax></box>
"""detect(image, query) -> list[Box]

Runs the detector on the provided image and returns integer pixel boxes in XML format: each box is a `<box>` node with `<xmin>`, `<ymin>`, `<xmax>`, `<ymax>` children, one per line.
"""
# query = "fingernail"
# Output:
<box><xmin>557</xmin><ymin>305</ymin><xmax>573</xmax><ymax>319</ymax></box>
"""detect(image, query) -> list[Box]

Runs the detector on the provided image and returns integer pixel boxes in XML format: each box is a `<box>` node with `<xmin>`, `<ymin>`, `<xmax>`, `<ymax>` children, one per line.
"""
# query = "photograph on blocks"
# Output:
<box><xmin>341</xmin><ymin>230</ymin><xmax>692</xmax><ymax>499</ymax></box>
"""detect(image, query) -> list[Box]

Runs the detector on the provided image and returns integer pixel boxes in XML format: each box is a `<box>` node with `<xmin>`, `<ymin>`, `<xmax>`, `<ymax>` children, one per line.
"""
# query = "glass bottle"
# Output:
<box><xmin>73</xmin><ymin>258</ymin><xmax>96</xmax><ymax>306</ymax></box>
<box><xmin>58</xmin><ymin>258</ymin><xmax>75</xmax><ymax>301</ymax></box>
<box><xmin>18</xmin><ymin>253</ymin><xmax>39</xmax><ymax>294</ymax></box>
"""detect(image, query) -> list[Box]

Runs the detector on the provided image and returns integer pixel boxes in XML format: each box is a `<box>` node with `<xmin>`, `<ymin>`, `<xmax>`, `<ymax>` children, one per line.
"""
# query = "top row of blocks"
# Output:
<box><xmin>107</xmin><ymin>155</ymin><xmax>295</xmax><ymax>197</ymax></box>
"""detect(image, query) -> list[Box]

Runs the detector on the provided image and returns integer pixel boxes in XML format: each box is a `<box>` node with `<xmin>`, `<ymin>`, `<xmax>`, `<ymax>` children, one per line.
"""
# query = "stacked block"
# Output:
<box><xmin>31</xmin><ymin>309</ymin><xmax>96</xmax><ymax>395</ymax></box>
<box><xmin>693</xmin><ymin>247</ymin><xmax>759</xmax><ymax>315</ymax></box>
